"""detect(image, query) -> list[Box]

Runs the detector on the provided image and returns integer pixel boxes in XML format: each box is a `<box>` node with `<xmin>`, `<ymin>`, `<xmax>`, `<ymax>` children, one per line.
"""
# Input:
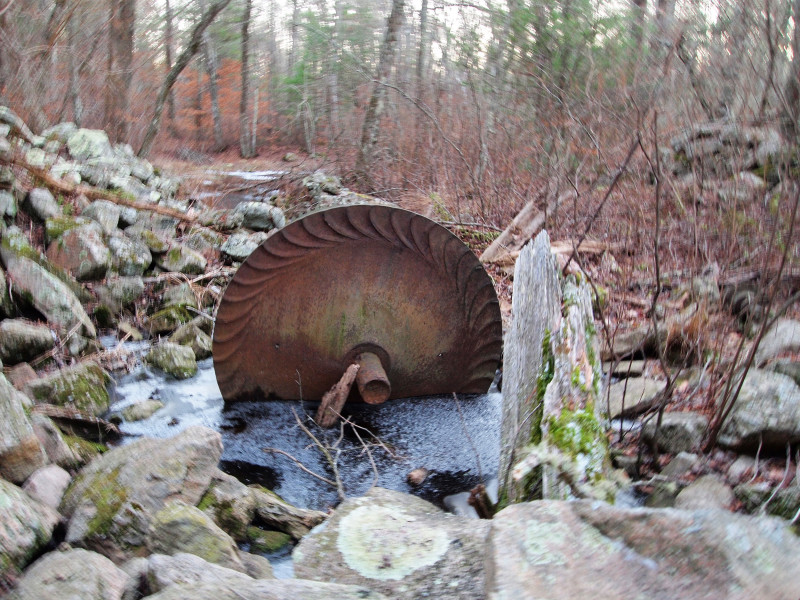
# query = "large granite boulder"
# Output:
<box><xmin>486</xmin><ymin>500</ymin><xmax>800</xmax><ymax>600</ymax></box>
<box><xmin>24</xmin><ymin>361</ymin><xmax>110</xmax><ymax>416</ymax></box>
<box><xmin>45</xmin><ymin>222</ymin><xmax>111</xmax><ymax>281</ymax></box>
<box><xmin>0</xmin><ymin>479</ymin><xmax>60</xmax><ymax>585</ymax></box>
<box><xmin>755</xmin><ymin>318</ymin><xmax>800</xmax><ymax>366</ymax></box>
<box><xmin>145</xmin><ymin>342</ymin><xmax>198</xmax><ymax>379</ymax></box>
<box><xmin>0</xmin><ymin>319</ymin><xmax>54</xmax><ymax>365</ymax></box>
<box><xmin>641</xmin><ymin>411</ymin><xmax>709</xmax><ymax>454</ymax></box>
<box><xmin>7</xmin><ymin>548</ymin><xmax>131</xmax><ymax>600</ymax></box>
<box><xmin>220</xmin><ymin>230</ymin><xmax>269</xmax><ymax>261</ymax></box>
<box><xmin>22</xmin><ymin>188</ymin><xmax>61</xmax><ymax>221</ymax></box>
<box><xmin>155</xmin><ymin>243</ymin><xmax>207</xmax><ymax>275</ymax></box>
<box><xmin>146</xmin><ymin>502</ymin><xmax>245</xmax><ymax>572</ymax></box>
<box><xmin>22</xmin><ymin>464</ymin><xmax>72</xmax><ymax>510</ymax></box>
<box><xmin>293</xmin><ymin>487</ymin><xmax>489</xmax><ymax>600</ymax></box>
<box><xmin>0</xmin><ymin>232</ymin><xmax>95</xmax><ymax>339</ymax></box>
<box><xmin>60</xmin><ymin>426</ymin><xmax>222</xmax><ymax>561</ymax></box>
<box><xmin>606</xmin><ymin>377</ymin><xmax>664</xmax><ymax>418</ymax></box>
<box><xmin>94</xmin><ymin>276</ymin><xmax>144</xmax><ymax>313</ymax></box>
<box><xmin>198</xmin><ymin>469</ymin><xmax>257</xmax><ymax>541</ymax></box>
<box><xmin>82</xmin><ymin>199</ymin><xmax>121</xmax><ymax>236</ymax></box>
<box><xmin>66</xmin><ymin>128</ymin><xmax>115</xmax><ymax>161</ymax></box>
<box><xmin>0</xmin><ymin>374</ymin><xmax>47</xmax><ymax>483</ymax></box>
<box><xmin>143</xmin><ymin>579</ymin><xmax>388</xmax><ymax>600</ymax></box>
<box><xmin>146</xmin><ymin>553</ymin><xmax>257</xmax><ymax>594</ymax></box>
<box><xmin>718</xmin><ymin>368</ymin><xmax>800</xmax><ymax>451</ymax></box>
<box><xmin>107</xmin><ymin>231</ymin><xmax>152</xmax><ymax>276</ymax></box>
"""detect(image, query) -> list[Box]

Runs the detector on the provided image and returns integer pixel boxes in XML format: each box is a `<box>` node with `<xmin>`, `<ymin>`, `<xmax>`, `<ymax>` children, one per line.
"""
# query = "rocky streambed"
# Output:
<box><xmin>2</xmin><ymin>108</ymin><xmax>800</xmax><ymax>599</ymax></box>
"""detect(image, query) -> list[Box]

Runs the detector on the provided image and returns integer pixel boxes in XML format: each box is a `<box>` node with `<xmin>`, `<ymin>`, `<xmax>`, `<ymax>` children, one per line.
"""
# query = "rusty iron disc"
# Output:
<box><xmin>213</xmin><ymin>205</ymin><xmax>503</xmax><ymax>402</ymax></box>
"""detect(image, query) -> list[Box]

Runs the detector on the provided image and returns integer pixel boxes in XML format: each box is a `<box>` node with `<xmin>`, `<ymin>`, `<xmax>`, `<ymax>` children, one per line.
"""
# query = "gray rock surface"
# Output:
<box><xmin>61</xmin><ymin>426</ymin><xmax>222</xmax><ymax>561</ymax></box>
<box><xmin>22</xmin><ymin>464</ymin><xmax>72</xmax><ymax>509</ymax></box>
<box><xmin>146</xmin><ymin>552</ymin><xmax>257</xmax><ymax>593</ymax></box>
<box><xmin>0</xmin><ymin>319</ymin><xmax>54</xmax><ymax>365</ymax></box>
<box><xmin>293</xmin><ymin>487</ymin><xmax>489</xmax><ymax>600</ymax></box>
<box><xmin>486</xmin><ymin>500</ymin><xmax>800</xmax><ymax>600</ymax></box>
<box><xmin>735</xmin><ymin>481</ymin><xmax>800</xmax><ymax>520</ymax></box>
<box><xmin>0</xmin><ymin>478</ymin><xmax>60</xmax><ymax>581</ymax></box>
<box><xmin>144</xmin><ymin>579</ymin><xmax>388</xmax><ymax>600</ymax></box>
<box><xmin>606</xmin><ymin>377</ymin><xmax>664</xmax><ymax>418</ymax></box>
<box><xmin>7</xmin><ymin>548</ymin><xmax>131</xmax><ymax>600</ymax></box>
<box><xmin>231</xmin><ymin>202</ymin><xmax>286</xmax><ymax>231</ymax></box>
<box><xmin>94</xmin><ymin>276</ymin><xmax>144</xmax><ymax>313</ymax></box>
<box><xmin>107</xmin><ymin>232</ymin><xmax>152</xmax><ymax>276</ymax></box>
<box><xmin>66</xmin><ymin>128</ymin><xmax>115</xmax><ymax>160</ymax></box>
<box><xmin>82</xmin><ymin>200</ymin><xmax>121</xmax><ymax>235</ymax></box>
<box><xmin>199</xmin><ymin>470</ymin><xmax>256</xmax><ymax>541</ymax></box>
<box><xmin>24</xmin><ymin>361</ymin><xmax>110</xmax><ymax>416</ymax></box>
<box><xmin>0</xmin><ymin>248</ymin><xmax>95</xmax><ymax>339</ymax></box>
<box><xmin>0</xmin><ymin>374</ymin><xmax>47</xmax><ymax>483</ymax></box>
<box><xmin>0</xmin><ymin>190</ymin><xmax>16</xmax><ymax>218</ymax></box>
<box><xmin>641</xmin><ymin>411</ymin><xmax>709</xmax><ymax>454</ymax></box>
<box><xmin>30</xmin><ymin>413</ymin><xmax>79</xmax><ymax>468</ymax></box>
<box><xmin>220</xmin><ymin>230</ymin><xmax>269</xmax><ymax>261</ymax></box>
<box><xmin>155</xmin><ymin>243</ymin><xmax>207</xmax><ymax>275</ymax></box>
<box><xmin>22</xmin><ymin>188</ymin><xmax>61</xmax><ymax>221</ymax></box>
<box><xmin>145</xmin><ymin>342</ymin><xmax>198</xmax><ymax>379</ymax></box>
<box><xmin>120</xmin><ymin>399</ymin><xmax>164</xmax><ymax>422</ymax></box>
<box><xmin>718</xmin><ymin>368</ymin><xmax>800</xmax><ymax>450</ymax></box>
<box><xmin>146</xmin><ymin>502</ymin><xmax>245</xmax><ymax>572</ymax></box>
<box><xmin>46</xmin><ymin>223</ymin><xmax>111</xmax><ymax>281</ymax></box>
<box><xmin>755</xmin><ymin>318</ymin><xmax>800</xmax><ymax>366</ymax></box>
<box><xmin>169</xmin><ymin>323</ymin><xmax>212</xmax><ymax>359</ymax></box>
<box><xmin>769</xmin><ymin>359</ymin><xmax>800</xmax><ymax>386</ymax></box>
<box><xmin>674</xmin><ymin>474</ymin><xmax>734</xmax><ymax>510</ymax></box>
<box><xmin>250</xmin><ymin>486</ymin><xmax>327</xmax><ymax>540</ymax></box>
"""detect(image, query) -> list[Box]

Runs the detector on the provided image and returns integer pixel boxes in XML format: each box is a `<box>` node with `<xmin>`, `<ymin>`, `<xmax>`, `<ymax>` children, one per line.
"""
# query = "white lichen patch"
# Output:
<box><xmin>524</xmin><ymin>520</ymin><xmax>568</xmax><ymax>566</ymax></box>
<box><xmin>336</xmin><ymin>505</ymin><xmax>449</xmax><ymax>580</ymax></box>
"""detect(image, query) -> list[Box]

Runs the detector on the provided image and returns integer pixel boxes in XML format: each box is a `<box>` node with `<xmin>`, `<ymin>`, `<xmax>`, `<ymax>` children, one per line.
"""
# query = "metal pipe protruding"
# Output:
<box><xmin>355</xmin><ymin>352</ymin><xmax>391</xmax><ymax>404</ymax></box>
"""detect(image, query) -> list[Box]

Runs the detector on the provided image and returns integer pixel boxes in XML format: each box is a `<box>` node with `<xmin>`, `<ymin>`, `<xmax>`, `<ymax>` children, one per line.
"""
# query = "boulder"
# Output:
<box><xmin>735</xmin><ymin>481</ymin><xmax>800</xmax><ymax>521</ymax></box>
<box><xmin>6</xmin><ymin>363</ymin><xmax>37</xmax><ymax>390</ymax></box>
<box><xmin>0</xmin><ymin>374</ymin><xmax>47</xmax><ymax>483</ymax></box>
<box><xmin>61</xmin><ymin>426</ymin><xmax>222</xmax><ymax>561</ymax></box>
<box><xmin>24</xmin><ymin>362</ymin><xmax>111</xmax><ymax>416</ymax></box>
<box><xmin>94</xmin><ymin>276</ymin><xmax>144</xmax><ymax>313</ymax></box>
<box><xmin>22</xmin><ymin>464</ymin><xmax>72</xmax><ymax>509</ymax></box>
<box><xmin>0</xmin><ymin>479</ymin><xmax>60</xmax><ymax>584</ymax></box>
<box><xmin>606</xmin><ymin>377</ymin><xmax>664</xmax><ymax>419</ymax></box>
<box><xmin>81</xmin><ymin>200</ymin><xmax>121</xmax><ymax>236</ymax></box>
<box><xmin>486</xmin><ymin>500</ymin><xmax>800</xmax><ymax>600</ymax></box>
<box><xmin>641</xmin><ymin>412</ymin><xmax>709</xmax><ymax>454</ymax></box>
<box><xmin>145</xmin><ymin>342</ymin><xmax>198</xmax><ymax>379</ymax></box>
<box><xmin>147</xmin><ymin>305</ymin><xmax>192</xmax><ymax>335</ymax></box>
<box><xmin>120</xmin><ymin>399</ymin><xmax>164</xmax><ymax>422</ymax></box>
<box><xmin>231</xmin><ymin>202</ymin><xmax>286</xmax><ymax>232</ymax></box>
<box><xmin>29</xmin><ymin>413</ymin><xmax>79</xmax><ymax>468</ymax></box>
<box><xmin>184</xmin><ymin>227</ymin><xmax>224</xmax><ymax>254</ymax></box>
<box><xmin>162</xmin><ymin>282</ymin><xmax>199</xmax><ymax>309</ymax></box>
<box><xmin>44</xmin><ymin>215</ymin><xmax>94</xmax><ymax>243</ymax></box>
<box><xmin>125</xmin><ymin>225</ymin><xmax>171</xmax><ymax>253</ymax></box>
<box><xmin>718</xmin><ymin>369</ymin><xmax>800</xmax><ymax>451</ymax></box>
<box><xmin>220</xmin><ymin>230</ymin><xmax>269</xmax><ymax>262</ymax></box>
<box><xmin>769</xmin><ymin>359</ymin><xmax>800</xmax><ymax>387</ymax></box>
<box><xmin>293</xmin><ymin>487</ymin><xmax>489</xmax><ymax>600</ymax></box>
<box><xmin>0</xmin><ymin>319</ymin><xmax>54</xmax><ymax>365</ymax></box>
<box><xmin>0</xmin><ymin>190</ymin><xmax>17</xmax><ymax>218</ymax></box>
<box><xmin>0</xmin><ymin>268</ymin><xmax>13</xmax><ymax>317</ymax></box>
<box><xmin>107</xmin><ymin>232</ymin><xmax>152</xmax><ymax>276</ymax></box>
<box><xmin>146</xmin><ymin>553</ymin><xmax>256</xmax><ymax>594</ymax></box>
<box><xmin>146</xmin><ymin>502</ymin><xmax>245</xmax><ymax>572</ymax></box>
<box><xmin>198</xmin><ymin>470</ymin><xmax>256</xmax><ymax>541</ymax></box>
<box><xmin>661</xmin><ymin>451</ymin><xmax>698</xmax><ymax>479</ymax></box>
<box><xmin>143</xmin><ymin>579</ymin><xmax>387</xmax><ymax>600</ymax></box>
<box><xmin>674</xmin><ymin>474</ymin><xmax>734</xmax><ymax>510</ymax></box>
<box><xmin>198</xmin><ymin>208</ymin><xmax>244</xmax><ymax>231</ymax></box>
<box><xmin>155</xmin><ymin>243</ymin><xmax>207</xmax><ymax>275</ymax></box>
<box><xmin>46</xmin><ymin>223</ymin><xmax>111</xmax><ymax>281</ymax></box>
<box><xmin>169</xmin><ymin>323</ymin><xmax>212</xmax><ymax>359</ymax></box>
<box><xmin>755</xmin><ymin>318</ymin><xmax>800</xmax><ymax>366</ymax></box>
<box><xmin>250</xmin><ymin>485</ymin><xmax>327</xmax><ymax>540</ymax></box>
<box><xmin>66</xmin><ymin>129</ymin><xmax>114</xmax><ymax>161</ymax></box>
<box><xmin>22</xmin><ymin>188</ymin><xmax>61</xmax><ymax>221</ymax></box>
<box><xmin>0</xmin><ymin>242</ymin><xmax>95</xmax><ymax>338</ymax></box>
<box><xmin>7</xmin><ymin>548</ymin><xmax>131</xmax><ymax>600</ymax></box>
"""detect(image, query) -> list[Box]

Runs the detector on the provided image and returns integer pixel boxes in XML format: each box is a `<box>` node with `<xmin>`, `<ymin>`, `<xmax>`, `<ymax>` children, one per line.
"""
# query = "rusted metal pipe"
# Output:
<box><xmin>355</xmin><ymin>352</ymin><xmax>391</xmax><ymax>404</ymax></box>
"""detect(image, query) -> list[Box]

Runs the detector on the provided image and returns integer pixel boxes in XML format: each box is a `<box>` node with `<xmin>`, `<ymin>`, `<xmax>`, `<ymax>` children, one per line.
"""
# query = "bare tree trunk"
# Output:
<box><xmin>164</xmin><ymin>0</ymin><xmax>177</xmax><ymax>129</ymax></box>
<box><xmin>137</xmin><ymin>0</ymin><xmax>232</xmax><ymax>158</ymax></box>
<box><xmin>67</xmin><ymin>13</ymin><xmax>83</xmax><ymax>126</ymax></box>
<box><xmin>199</xmin><ymin>0</ymin><xmax>224</xmax><ymax>152</ymax></box>
<box><xmin>290</xmin><ymin>0</ymin><xmax>300</xmax><ymax>72</ymax></box>
<box><xmin>239</xmin><ymin>0</ymin><xmax>256</xmax><ymax>158</ymax></box>
<box><xmin>195</xmin><ymin>64</ymin><xmax>204</xmax><ymax>143</ymax></box>
<box><xmin>631</xmin><ymin>0</ymin><xmax>647</xmax><ymax>52</ymax></box>
<box><xmin>354</xmin><ymin>0</ymin><xmax>406</xmax><ymax>188</ymax></box>
<box><xmin>105</xmin><ymin>0</ymin><xmax>135</xmax><ymax>143</ymax></box>
<box><xmin>782</xmin><ymin>0</ymin><xmax>800</xmax><ymax>139</ymax></box>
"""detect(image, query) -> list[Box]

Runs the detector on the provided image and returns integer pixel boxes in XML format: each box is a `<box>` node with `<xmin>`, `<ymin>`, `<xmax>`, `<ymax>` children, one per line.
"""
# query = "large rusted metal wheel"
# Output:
<box><xmin>213</xmin><ymin>205</ymin><xmax>503</xmax><ymax>403</ymax></box>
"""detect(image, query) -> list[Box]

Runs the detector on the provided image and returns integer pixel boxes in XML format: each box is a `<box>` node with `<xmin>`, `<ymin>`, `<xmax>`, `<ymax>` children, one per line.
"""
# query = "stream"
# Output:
<box><xmin>109</xmin><ymin>348</ymin><xmax>502</xmax><ymax>515</ymax></box>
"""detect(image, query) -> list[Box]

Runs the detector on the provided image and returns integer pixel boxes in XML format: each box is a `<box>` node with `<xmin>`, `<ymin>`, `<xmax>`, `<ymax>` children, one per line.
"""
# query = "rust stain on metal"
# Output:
<box><xmin>213</xmin><ymin>205</ymin><xmax>503</xmax><ymax>403</ymax></box>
